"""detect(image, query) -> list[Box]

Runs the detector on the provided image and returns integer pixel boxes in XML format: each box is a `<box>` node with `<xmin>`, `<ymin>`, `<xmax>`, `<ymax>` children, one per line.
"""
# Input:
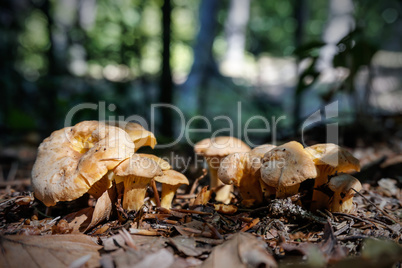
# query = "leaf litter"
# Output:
<box><xmin>0</xmin><ymin>148</ymin><xmax>402</xmax><ymax>267</ymax></box>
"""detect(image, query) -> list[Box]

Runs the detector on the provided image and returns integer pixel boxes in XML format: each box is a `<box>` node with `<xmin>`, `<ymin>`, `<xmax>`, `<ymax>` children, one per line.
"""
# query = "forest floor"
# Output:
<box><xmin>0</xmin><ymin>140</ymin><xmax>401</xmax><ymax>268</ymax></box>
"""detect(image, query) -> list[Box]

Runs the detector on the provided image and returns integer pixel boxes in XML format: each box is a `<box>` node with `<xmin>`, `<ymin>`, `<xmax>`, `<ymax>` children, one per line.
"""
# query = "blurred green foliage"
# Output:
<box><xmin>0</xmin><ymin>0</ymin><xmax>401</xmax><ymax>143</ymax></box>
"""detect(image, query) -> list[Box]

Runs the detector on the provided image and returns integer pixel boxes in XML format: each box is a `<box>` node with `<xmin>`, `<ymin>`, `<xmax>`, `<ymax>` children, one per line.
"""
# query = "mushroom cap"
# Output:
<box><xmin>32</xmin><ymin>121</ymin><xmax>135</xmax><ymax>206</ymax></box>
<box><xmin>218</xmin><ymin>152</ymin><xmax>248</xmax><ymax>186</ymax></box>
<box><xmin>305</xmin><ymin>143</ymin><xmax>360</xmax><ymax>173</ymax></box>
<box><xmin>260</xmin><ymin>141</ymin><xmax>317</xmax><ymax>187</ymax></box>
<box><xmin>250</xmin><ymin>144</ymin><xmax>277</xmax><ymax>158</ymax></box>
<box><xmin>107</xmin><ymin>121</ymin><xmax>157</xmax><ymax>150</ymax></box>
<box><xmin>194</xmin><ymin>136</ymin><xmax>250</xmax><ymax>157</ymax></box>
<box><xmin>114</xmin><ymin>154</ymin><xmax>163</xmax><ymax>178</ymax></box>
<box><xmin>137</xmin><ymin>153</ymin><xmax>171</xmax><ymax>170</ymax></box>
<box><xmin>154</xmin><ymin>170</ymin><xmax>189</xmax><ymax>186</ymax></box>
<box><xmin>328</xmin><ymin>174</ymin><xmax>362</xmax><ymax>198</ymax></box>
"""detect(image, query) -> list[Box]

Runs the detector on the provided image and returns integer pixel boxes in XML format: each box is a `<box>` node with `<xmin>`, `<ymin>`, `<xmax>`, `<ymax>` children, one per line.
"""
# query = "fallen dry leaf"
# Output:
<box><xmin>200</xmin><ymin>232</ymin><xmax>277</xmax><ymax>268</ymax></box>
<box><xmin>64</xmin><ymin>187</ymin><xmax>115</xmax><ymax>233</ymax></box>
<box><xmin>0</xmin><ymin>234</ymin><xmax>102</xmax><ymax>268</ymax></box>
<box><xmin>168</xmin><ymin>236</ymin><xmax>206</xmax><ymax>257</ymax></box>
<box><xmin>192</xmin><ymin>186</ymin><xmax>211</xmax><ymax>206</ymax></box>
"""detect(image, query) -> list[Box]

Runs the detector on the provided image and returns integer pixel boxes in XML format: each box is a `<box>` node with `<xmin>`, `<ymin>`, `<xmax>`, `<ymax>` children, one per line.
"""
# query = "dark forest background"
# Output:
<box><xmin>1</xmin><ymin>0</ymin><xmax>402</xmax><ymax>148</ymax></box>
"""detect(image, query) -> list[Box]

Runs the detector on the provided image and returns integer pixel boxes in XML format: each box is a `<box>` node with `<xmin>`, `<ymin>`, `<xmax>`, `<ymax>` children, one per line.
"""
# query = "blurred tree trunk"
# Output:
<box><xmin>159</xmin><ymin>0</ymin><xmax>174</xmax><ymax>138</ymax></box>
<box><xmin>292</xmin><ymin>0</ymin><xmax>307</xmax><ymax>135</ymax></box>
<box><xmin>222</xmin><ymin>0</ymin><xmax>250</xmax><ymax>76</ymax></box>
<box><xmin>179</xmin><ymin>0</ymin><xmax>220</xmax><ymax>118</ymax></box>
<box><xmin>317</xmin><ymin>0</ymin><xmax>354</xmax><ymax>74</ymax></box>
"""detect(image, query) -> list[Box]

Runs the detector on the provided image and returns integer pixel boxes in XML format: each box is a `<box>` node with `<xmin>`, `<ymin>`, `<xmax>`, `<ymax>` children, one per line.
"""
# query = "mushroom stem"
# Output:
<box><xmin>238</xmin><ymin>174</ymin><xmax>263</xmax><ymax>207</ymax></box>
<box><xmin>123</xmin><ymin>176</ymin><xmax>151</xmax><ymax>211</ymax></box>
<box><xmin>330</xmin><ymin>194</ymin><xmax>354</xmax><ymax>213</ymax></box>
<box><xmin>160</xmin><ymin>184</ymin><xmax>180</xmax><ymax>209</ymax></box>
<box><xmin>276</xmin><ymin>184</ymin><xmax>300</xmax><ymax>199</ymax></box>
<box><xmin>208</xmin><ymin>163</ymin><xmax>232</xmax><ymax>204</ymax></box>
<box><xmin>259</xmin><ymin>179</ymin><xmax>276</xmax><ymax>199</ymax></box>
<box><xmin>311</xmin><ymin>166</ymin><xmax>336</xmax><ymax>210</ymax></box>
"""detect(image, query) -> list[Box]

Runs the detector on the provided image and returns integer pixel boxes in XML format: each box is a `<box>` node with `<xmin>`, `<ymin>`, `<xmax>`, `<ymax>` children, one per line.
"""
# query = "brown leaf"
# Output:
<box><xmin>192</xmin><ymin>186</ymin><xmax>211</xmax><ymax>206</ymax></box>
<box><xmin>0</xmin><ymin>235</ymin><xmax>102</xmax><ymax>268</ymax></box>
<box><xmin>168</xmin><ymin>236</ymin><xmax>205</xmax><ymax>257</ymax></box>
<box><xmin>200</xmin><ymin>232</ymin><xmax>277</xmax><ymax>268</ymax></box>
<box><xmin>64</xmin><ymin>187</ymin><xmax>115</xmax><ymax>233</ymax></box>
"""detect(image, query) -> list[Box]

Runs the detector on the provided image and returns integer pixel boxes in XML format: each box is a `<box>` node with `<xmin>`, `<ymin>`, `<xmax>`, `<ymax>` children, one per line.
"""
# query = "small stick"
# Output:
<box><xmin>204</xmin><ymin>222</ymin><xmax>223</xmax><ymax>239</ymax></box>
<box><xmin>332</xmin><ymin>212</ymin><xmax>377</xmax><ymax>228</ymax></box>
<box><xmin>129</xmin><ymin>229</ymin><xmax>161</xmax><ymax>236</ymax></box>
<box><xmin>190</xmin><ymin>168</ymin><xmax>207</xmax><ymax>195</ymax></box>
<box><xmin>241</xmin><ymin>218</ymin><xmax>260</xmax><ymax>232</ymax></box>
<box><xmin>170</xmin><ymin>208</ymin><xmax>212</xmax><ymax>215</ymax></box>
<box><xmin>151</xmin><ymin>179</ymin><xmax>161</xmax><ymax>208</ymax></box>
<box><xmin>176</xmin><ymin>194</ymin><xmax>197</xmax><ymax>199</ymax></box>
<box><xmin>352</xmin><ymin>189</ymin><xmax>399</xmax><ymax>223</ymax></box>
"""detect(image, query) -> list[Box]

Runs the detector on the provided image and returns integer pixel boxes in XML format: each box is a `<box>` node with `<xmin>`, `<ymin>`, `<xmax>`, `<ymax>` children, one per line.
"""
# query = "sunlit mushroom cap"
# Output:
<box><xmin>32</xmin><ymin>121</ymin><xmax>135</xmax><ymax>206</ymax></box>
<box><xmin>154</xmin><ymin>170</ymin><xmax>189</xmax><ymax>186</ymax></box>
<box><xmin>305</xmin><ymin>143</ymin><xmax>360</xmax><ymax>172</ymax></box>
<box><xmin>114</xmin><ymin>154</ymin><xmax>162</xmax><ymax>178</ymax></box>
<box><xmin>250</xmin><ymin>144</ymin><xmax>276</xmax><ymax>158</ymax></box>
<box><xmin>137</xmin><ymin>153</ymin><xmax>171</xmax><ymax>170</ymax></box>
<box><xmin>260</xmin><ymin>141</ymin><xmax>317</xmax><ymax>187</ymax></box>
<box><xmin>194</xmin><ymin>136</ymin><xmax>250</xmax><ymax>157</ymax></box>
<box><xmin>249</xmin><ymin>144</ymin><xmax>277</xmax><ymax>174</ymax></box>
<box><xmin>328</xmin><ymin>174</ymin><xmax>362</xmax><ymax>198</ymax></box>
<box><xmin>218</xmin><ymin>152</ymin><xmax>247</xmax><ymax>186</ymax></box>
<box><xmin>107</xmin><ymin>121</ymin><xmax>157</xmax><ymax>150</ymax></box>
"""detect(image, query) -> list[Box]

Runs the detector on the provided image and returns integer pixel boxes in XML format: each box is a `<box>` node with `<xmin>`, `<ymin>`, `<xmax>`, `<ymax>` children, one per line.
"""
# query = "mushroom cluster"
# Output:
<box><xmin>32</xmin><ymin>121</ymin><xmax>188</xmax><ymax>212</ymax></box>
<box><xmin>196</xmin><ymin>137</ymin><xmax>362</xmax><ymax>213</ymax></box>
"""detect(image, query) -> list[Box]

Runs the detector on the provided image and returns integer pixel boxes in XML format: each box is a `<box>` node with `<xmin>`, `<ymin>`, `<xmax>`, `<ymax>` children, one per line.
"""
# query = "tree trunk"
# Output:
<box><xmin>292</xmin><ymin>0</ymin><xmax>307</xmax><ymax>135</ymax></box>
<box><xmin>178</xmin><ymin>0</ymin><xmax>220</xmax><ymax>117</ymax></box>
<box><xmin>317</xmin><ymin>0</ymin><xmax>355</xmax><ymax>74</ymax></box>
<box><xmin>159</xmin><ymin>0</ymin><xmax>174</xmax><ymax>138</ymax></box>
<box><xmin>221</xmin><ymin>0</ymin><xmax>250</xmax><ymax>77</ymax></box>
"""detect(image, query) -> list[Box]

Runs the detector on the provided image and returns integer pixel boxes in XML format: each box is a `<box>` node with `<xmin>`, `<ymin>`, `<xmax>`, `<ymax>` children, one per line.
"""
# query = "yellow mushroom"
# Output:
<box><xmin>260</xmin><ymin>141</ymin><xmax>317</xmax><ymax>198</ymax></box>
<box><xmin>31</xmin><ymin>121</ymin><xmax>135</xmax><ymax>206</ymax></box>
<box><xmin>194</xmin><ymin>136</ymin><xmax>250</xmax><ymax>204</ymax></box>
<box><xmin>327</xmin><ymin>174</ymin><xmax>362</xmax><ymax>213</ymax></box>
<box><xmin>249</xmin><ymin>144</ymin><xmax>277</xmax><ymax>200</ymax></box>
<box><xmin>305</xmin><ymin>143</ymin><xmax>360</xmax><ymax>210</ymax></box>
<box><xmin>218</xmin><ymin>152</ymin><xmax>263</xmax><ymax>207</ymax></box>
<box><xmin>106</xmin><ymin>121</ymin><xmax>157</xmax><ymax>151</ymax></box>
<box><xmin>114</xmin><ymin>155</ymin><xmax>162</xmax><ymax>211</ymax></box>
<box><xmin>154</xmin><ymin>170</ymin><xmax>189</xmax><ymax>209</ymax></box>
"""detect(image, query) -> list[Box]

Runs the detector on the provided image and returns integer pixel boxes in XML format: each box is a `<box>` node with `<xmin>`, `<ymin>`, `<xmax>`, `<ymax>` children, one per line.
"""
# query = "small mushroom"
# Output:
<box><xmin>327</xmin><ymin>174</ymin><xmax>362</xmax><ymax>213</ymax></box>
<box><xmin>32</xmin><ymin>121</ymin><xmax>135</xmax><ymax>206</ymax></box>
<box><xmin>218</xmin><ymin>152</ymin><xmax>263</xmax><ymax>207</ymax></box>
<box><xmin>154</xmin><ymin>170</ymin><xmax>189</xmax><ymax>209</ymax></box>
<box><xmin>194</xmin><ymin>136</ymin><xmax>250</xmax><ymax>203</ymax></box>
<box><xmin>114</xmin><ymin>155</ymin><xmax>162</xmax><ymax>211</ymax></box>
<box><xmin>305</xmin><ymin>143</ymin><xmax>360</xmax><ymax>210</ymax></box>
<box><xmin>249</xmin><ymin>144</ymin><xmax>277</xmax><ymax>200</ymax></box>
<box><xmin>260</xmin><ymin>141</ymin><xmax>317</xmax><ymax>198</ymax></box>
<box><xmin>107</xmin><ymin>121</ymin><xmax>157</xmax><ymax>151</ymax></box>
<box><xmin>137</xmin><ymin>153</ymin><xmax>171</xmax><ymax>170</ymax></box>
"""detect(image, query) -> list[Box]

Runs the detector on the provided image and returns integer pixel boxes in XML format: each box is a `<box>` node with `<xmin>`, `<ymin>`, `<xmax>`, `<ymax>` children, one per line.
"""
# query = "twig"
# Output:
<box><xmin>170</xmin><ymin>208</ymin><xmax>212</xmax><ymax>215</ymax></box>
<box><xmin>151</xmin><ymin>179</ymin><xmax>161</xmax><ymax>208</ymax></box>
<box><xmin>332</xmin><ymin>212</ymin><xmax>377</xmax><ymax>228</ymax></box>
<box><xmin>119</xmin><ymin>229</ymin><xmax>138</xmax><ymax>249</ymax></box>
<box><xmin>241</xmin><ymin>218</ymin><xmax>260</xmax><ymax>232</ymax></box>
<box><xmin>190</xmin><ymin>168</ymin><xmax>207</xmax><ymax>195</ymax></box>
<box><xmin>129</xmin><ymin>229</ymin><xmax>161</xmax><ymax>236</ymax></box>
<box><xmin>353</xmin><ymin>189</ymin><xmax>399</xmax><ymax>224</ymax></box>
<box><xmin>204</xmin><ymin>222</ymin><xmax>223</xmax><ymax>239</ymax></box>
